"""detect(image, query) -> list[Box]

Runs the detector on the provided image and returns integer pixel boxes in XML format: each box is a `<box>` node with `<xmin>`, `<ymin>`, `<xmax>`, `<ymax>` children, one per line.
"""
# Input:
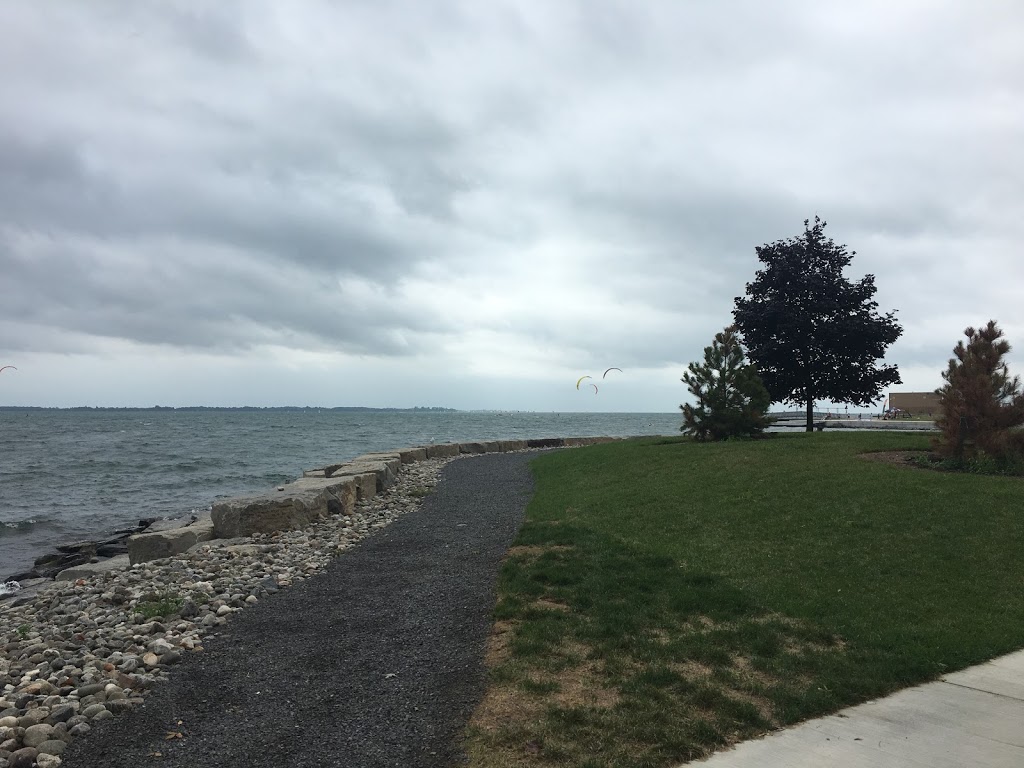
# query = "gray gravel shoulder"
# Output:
<box><xmin>59</xmin><ymin>451</ymin><xmax>537</xmax><ymax>768</ymax></box>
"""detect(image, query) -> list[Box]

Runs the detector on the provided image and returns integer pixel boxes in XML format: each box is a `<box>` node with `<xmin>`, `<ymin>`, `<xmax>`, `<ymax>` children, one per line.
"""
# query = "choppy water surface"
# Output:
<box><xmin>1</xmin><ymin>409</ymin><xmax>680</xmax><ymax>577</ymax></box>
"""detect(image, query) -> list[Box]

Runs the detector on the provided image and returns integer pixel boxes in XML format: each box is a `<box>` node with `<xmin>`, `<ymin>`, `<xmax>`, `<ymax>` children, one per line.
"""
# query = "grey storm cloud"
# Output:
<box><xmin>0</xmin><ymin>0</ymin><xmax>1022</xmax><ymax>410</ymax></box>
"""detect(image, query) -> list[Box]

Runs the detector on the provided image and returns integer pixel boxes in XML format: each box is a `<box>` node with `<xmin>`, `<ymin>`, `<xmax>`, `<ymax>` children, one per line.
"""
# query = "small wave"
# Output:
<box><xmin>1</xmin><ymin>581</ymin><xmax>22</xmax><ymax>596</ymax></box>
<box><xmin>1</xmin><ymin>519</ymin><xmax>37</xmax><ymax>529</ymax></box>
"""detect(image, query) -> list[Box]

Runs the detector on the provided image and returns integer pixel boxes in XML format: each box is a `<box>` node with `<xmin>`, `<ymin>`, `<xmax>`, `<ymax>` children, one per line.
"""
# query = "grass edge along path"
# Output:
<box><xmin>462</xmin><ymin>433</ymin><xmax>1024</xmax><ymax>768</ymax></box>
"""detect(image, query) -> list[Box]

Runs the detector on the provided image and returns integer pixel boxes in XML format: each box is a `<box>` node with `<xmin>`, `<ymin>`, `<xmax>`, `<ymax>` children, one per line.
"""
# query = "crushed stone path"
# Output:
<box><xmin>59</xmin><ymin>451</ymin><xmax>537</xmax><ymax>768</ymax></box>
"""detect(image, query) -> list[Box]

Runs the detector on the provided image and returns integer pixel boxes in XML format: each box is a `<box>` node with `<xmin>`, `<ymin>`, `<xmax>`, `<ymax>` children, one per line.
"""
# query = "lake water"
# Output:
<box><xmin>1</xmin><ymin>409</ymin><xmax>681</xmax><ymax>577</ymax></box>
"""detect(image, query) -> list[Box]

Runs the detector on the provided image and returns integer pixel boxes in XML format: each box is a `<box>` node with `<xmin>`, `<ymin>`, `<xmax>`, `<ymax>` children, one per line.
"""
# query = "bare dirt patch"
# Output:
<box><xmin>485</xmin><ymin>620</ymin><xmax>515</xmax><ymax>667</ymax></box>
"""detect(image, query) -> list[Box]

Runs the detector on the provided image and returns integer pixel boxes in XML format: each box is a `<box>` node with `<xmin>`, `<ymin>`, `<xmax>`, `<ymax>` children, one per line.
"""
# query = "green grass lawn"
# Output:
<box><xmin>464</xmin><ymin>432</ymin><xmax>1024</xmax><ymax>768</ymax></box>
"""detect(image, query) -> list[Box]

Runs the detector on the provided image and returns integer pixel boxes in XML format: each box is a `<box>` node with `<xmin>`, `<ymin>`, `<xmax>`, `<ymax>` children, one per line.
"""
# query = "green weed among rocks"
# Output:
<box><xmin>136</xmin><ymin>591</ymin><xmax>185</xmax><ymax>620</ymax></box>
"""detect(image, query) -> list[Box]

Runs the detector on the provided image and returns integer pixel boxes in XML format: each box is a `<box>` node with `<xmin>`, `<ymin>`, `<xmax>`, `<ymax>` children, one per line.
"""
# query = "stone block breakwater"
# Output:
<box><xmin>0</xmin><ymin>435</ymin><xmax>623</xmax><ymax>768</ymax></box>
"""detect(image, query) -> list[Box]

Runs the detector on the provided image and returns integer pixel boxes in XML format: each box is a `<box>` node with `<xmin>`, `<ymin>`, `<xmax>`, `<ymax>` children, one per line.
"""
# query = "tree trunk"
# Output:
<box><xmin>805</xmin><ymin>395</ymin><xmax>814</xmax><ymax>432</ymax></box>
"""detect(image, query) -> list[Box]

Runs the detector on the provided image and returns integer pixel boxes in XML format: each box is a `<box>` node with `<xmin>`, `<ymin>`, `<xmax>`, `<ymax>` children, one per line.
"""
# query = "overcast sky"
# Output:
<box><xmin>0</xmin><ymin>1</ymin><xmax>1020</xmax><ymax>412</ymax></box>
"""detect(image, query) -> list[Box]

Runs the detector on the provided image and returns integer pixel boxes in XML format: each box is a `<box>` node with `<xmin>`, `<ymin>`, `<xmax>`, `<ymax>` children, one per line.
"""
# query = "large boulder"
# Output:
<box><xmin>127</xmin><ymin>519</ymin><xmax>215</xmax><ymax>565</ymax></box>
<box><xmin>459</xmin><ymin>441</ymin><xmax>500</xmax><ymax>454</ymax></box>
<box><xmin>527</xmin><ymin>437</ymin><xmax>565</xmax><ymax>448</ymax></box>
<box><xmin>564</xmin><ymin>436</ymin><xmax>600</xmax><ymax>447</ymax></box>
<box><xmin>398</xmin><ymin>447</ymin><xmax>428</xmax><ymax>463</ymax></box>
<box><xmin>425</xmin><ymin>443</ymin><xmax>461</xmax><ymax>459</ymax></box>
<box><xmin>211</xmin><ymin>476</ymin><xmax>357</xmax><ymax>539</ymax></box>
<box><xmin>326</xmin><ymin>471</ymin><xmax>378</xmax><ymax>500</ymax></box>
<box><xmin>333</xmin><ymin>457</ymin><xmax>401</xmax><ymax>491</ymax></box>
<box><xmin>305</xmin><ymin>456</ymin><xmax>401</xmax><ymax>493</ymax></box>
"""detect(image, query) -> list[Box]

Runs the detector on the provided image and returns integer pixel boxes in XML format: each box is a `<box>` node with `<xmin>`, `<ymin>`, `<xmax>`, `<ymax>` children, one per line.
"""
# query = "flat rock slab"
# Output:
<box><xmin>127</xmin><ymin>521</ymin><xmax>215</xmax><ymax>565</ymax></box>
<box><xmin>56</xmin><ymin>555</ymin><xmax>132</xmax><ymax>581</ymax></box>
<box><xmin>691</xmin><ymin>650</ymin><xmax>1024</xmax><ymax>768</ymax></box>
<box><xmin>59</xmin><ymin>452</ymin><xmax>538</xmax><ymax>768</ymax></box>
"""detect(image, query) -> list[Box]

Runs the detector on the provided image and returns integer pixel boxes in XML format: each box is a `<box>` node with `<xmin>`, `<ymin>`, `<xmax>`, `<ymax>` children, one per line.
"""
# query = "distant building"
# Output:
<box><xmin>888</xmin><ymin>392</ymin><xmax>942</xmax><ymax>416</ymax></box>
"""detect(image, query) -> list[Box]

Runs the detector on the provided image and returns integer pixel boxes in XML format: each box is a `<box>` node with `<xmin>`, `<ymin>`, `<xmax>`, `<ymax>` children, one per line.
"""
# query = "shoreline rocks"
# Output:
<box><xmin>3</xmin><ymin>520</ymin><xmax>163</xmax><ymax>585</ymax></box>
<box><xmin>0</xmin><ymin>435</ymin><xmax>627</xmax><ymax>767</ymax></box>
<box><xmin>0</xmin><ymin>454</ymin><xmax>461</xmax><ymax>767</ymax></box>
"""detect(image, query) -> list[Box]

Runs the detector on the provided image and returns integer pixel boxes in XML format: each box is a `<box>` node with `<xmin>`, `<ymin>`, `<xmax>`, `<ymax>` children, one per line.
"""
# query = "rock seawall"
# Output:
<box><xmin>127</xmin><ymin>437</ymin><xmax>624</xmax><ymax>568</ymax></box>
<box><xmin>0</xmin><ymin>435</ymin><xmax>633</xmax><ymax>767</ymax></box>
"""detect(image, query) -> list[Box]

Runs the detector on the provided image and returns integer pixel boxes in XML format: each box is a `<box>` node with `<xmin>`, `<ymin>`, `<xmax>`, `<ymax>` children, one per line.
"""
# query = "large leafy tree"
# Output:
<box><xmin>733</xmin><ymin>217</ymin><xmax>903</xmax><ymax>431</ymax></box>
<box><xmin>935</xmin><ymin>321</ymin><xmax>1024</xmax><ymax>461</ymax></box>
<box><xmin>681</xmin><ymin>326</ymin><xmax>771</xmax><ymax>441</ymax></box>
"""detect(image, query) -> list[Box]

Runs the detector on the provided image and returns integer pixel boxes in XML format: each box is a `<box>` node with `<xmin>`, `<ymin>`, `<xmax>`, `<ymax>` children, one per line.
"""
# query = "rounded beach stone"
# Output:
<box><xmin>37</xmin><ymin>754</ymin><xmax>64</xmax><ymax>768</ymax></box>
<box><xmin>7</xmin><ymin>747</ymin><xmax>37</xmax><ymax>768</ymax></box>
<box><xmin>81</xmin><ymin>704</ymin><xmax>106</xmax><ymax>720</ymax></box>
<box><xmin>35</xmin><ymin>739</ymin><xmax>66</xmax><ymax>756</ymax></box>
<box><xmin>18</xmin><ymin>709</ymin><xmax>49</xmax><ymax>727</ymax></box>
<box><xmin>45</xmin><ymin>705</ymin><xmax>75</xmax><ymax>724</ymax></box>
<box><xmin>22</xmin><ymin>723</ymin><xmax>54</xmax><ymax>747</ymax></box>
<box><xmin>147</xmin><ymin>640</ymin><xmax>174</xmax><ymax>655</ymax></box>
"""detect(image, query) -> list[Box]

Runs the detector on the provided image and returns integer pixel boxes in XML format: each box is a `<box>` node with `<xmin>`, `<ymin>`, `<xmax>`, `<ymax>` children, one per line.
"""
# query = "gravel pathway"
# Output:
<box><xmin>58</xmin><ymin>452</ymin><xmax>536</xmax><ymax>768</ymax></box>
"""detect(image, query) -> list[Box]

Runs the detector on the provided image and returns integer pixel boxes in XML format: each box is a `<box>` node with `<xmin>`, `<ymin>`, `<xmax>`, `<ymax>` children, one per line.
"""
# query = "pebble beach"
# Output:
<box><xmin>0</xmin><ymin>455</ymin><xmax>457</xmax><ymax>768</ymax></box>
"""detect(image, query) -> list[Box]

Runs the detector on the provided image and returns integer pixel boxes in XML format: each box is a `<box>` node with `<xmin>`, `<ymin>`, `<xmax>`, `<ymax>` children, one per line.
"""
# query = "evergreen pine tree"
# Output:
<box><xmin>935</xmin><ymin>321</ymin><xmax>1024</xmax><ymax>460</ymax></box>
<box><xmin>681</xmin><ymin>327</ymin><xmax>771</xmax><ymax>441</ymax></box>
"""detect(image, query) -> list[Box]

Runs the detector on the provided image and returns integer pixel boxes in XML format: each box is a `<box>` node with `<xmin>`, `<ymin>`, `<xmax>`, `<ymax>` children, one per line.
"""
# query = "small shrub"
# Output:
<box><xmin>137</xmin><ymin>592</ymin><xmax>184</xmax><ymax>619</ymax></box>
<box><xmin>913</xmin><ymin>452</ymin><xmax>1024</xmax><ymax>478</ymax></box>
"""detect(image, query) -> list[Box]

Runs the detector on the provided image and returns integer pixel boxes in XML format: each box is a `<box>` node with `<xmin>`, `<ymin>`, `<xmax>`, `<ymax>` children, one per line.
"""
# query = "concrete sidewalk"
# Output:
<box><xmin>691</xmin><ymin>650</ymin><xmax>1024</xmax><ymax>767</ymax></box>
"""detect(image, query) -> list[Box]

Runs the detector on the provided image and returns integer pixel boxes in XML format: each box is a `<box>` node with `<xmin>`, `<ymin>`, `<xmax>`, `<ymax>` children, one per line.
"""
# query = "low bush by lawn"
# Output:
<box><xmin>463</xmin><ymin>432</ymin><xmax>1024</xmax><ymax>768</ymax></box>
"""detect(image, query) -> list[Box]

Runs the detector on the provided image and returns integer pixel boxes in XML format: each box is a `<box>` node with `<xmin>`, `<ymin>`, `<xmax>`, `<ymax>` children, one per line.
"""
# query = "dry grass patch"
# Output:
<box><xmin>485</xmin><ymin>619</ymin><xmax>515</xmax><ymax>667</ymax></box>
<box><xmin>671</xmin><ymin>659</ymin><xmax>715</xmax><ymax>681</ymax></box>
<box><xmin>505</xmin><ymin>544</ymin><xmax>574</xmax><ymax>561</ymax></box>
<box><xmin>467</xmin><ymin>632</ymin><xmax>621</xmax><ymax>768</ymax></box>
<box><xmin>465</xmin><ymin>604</ymin><xmax>843</xmax><ymax>767</ymax></box>
<box><xmin>534</xmin><ymin>597</ymin><xmax>571</xmax><ymax>612</ymax></box>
